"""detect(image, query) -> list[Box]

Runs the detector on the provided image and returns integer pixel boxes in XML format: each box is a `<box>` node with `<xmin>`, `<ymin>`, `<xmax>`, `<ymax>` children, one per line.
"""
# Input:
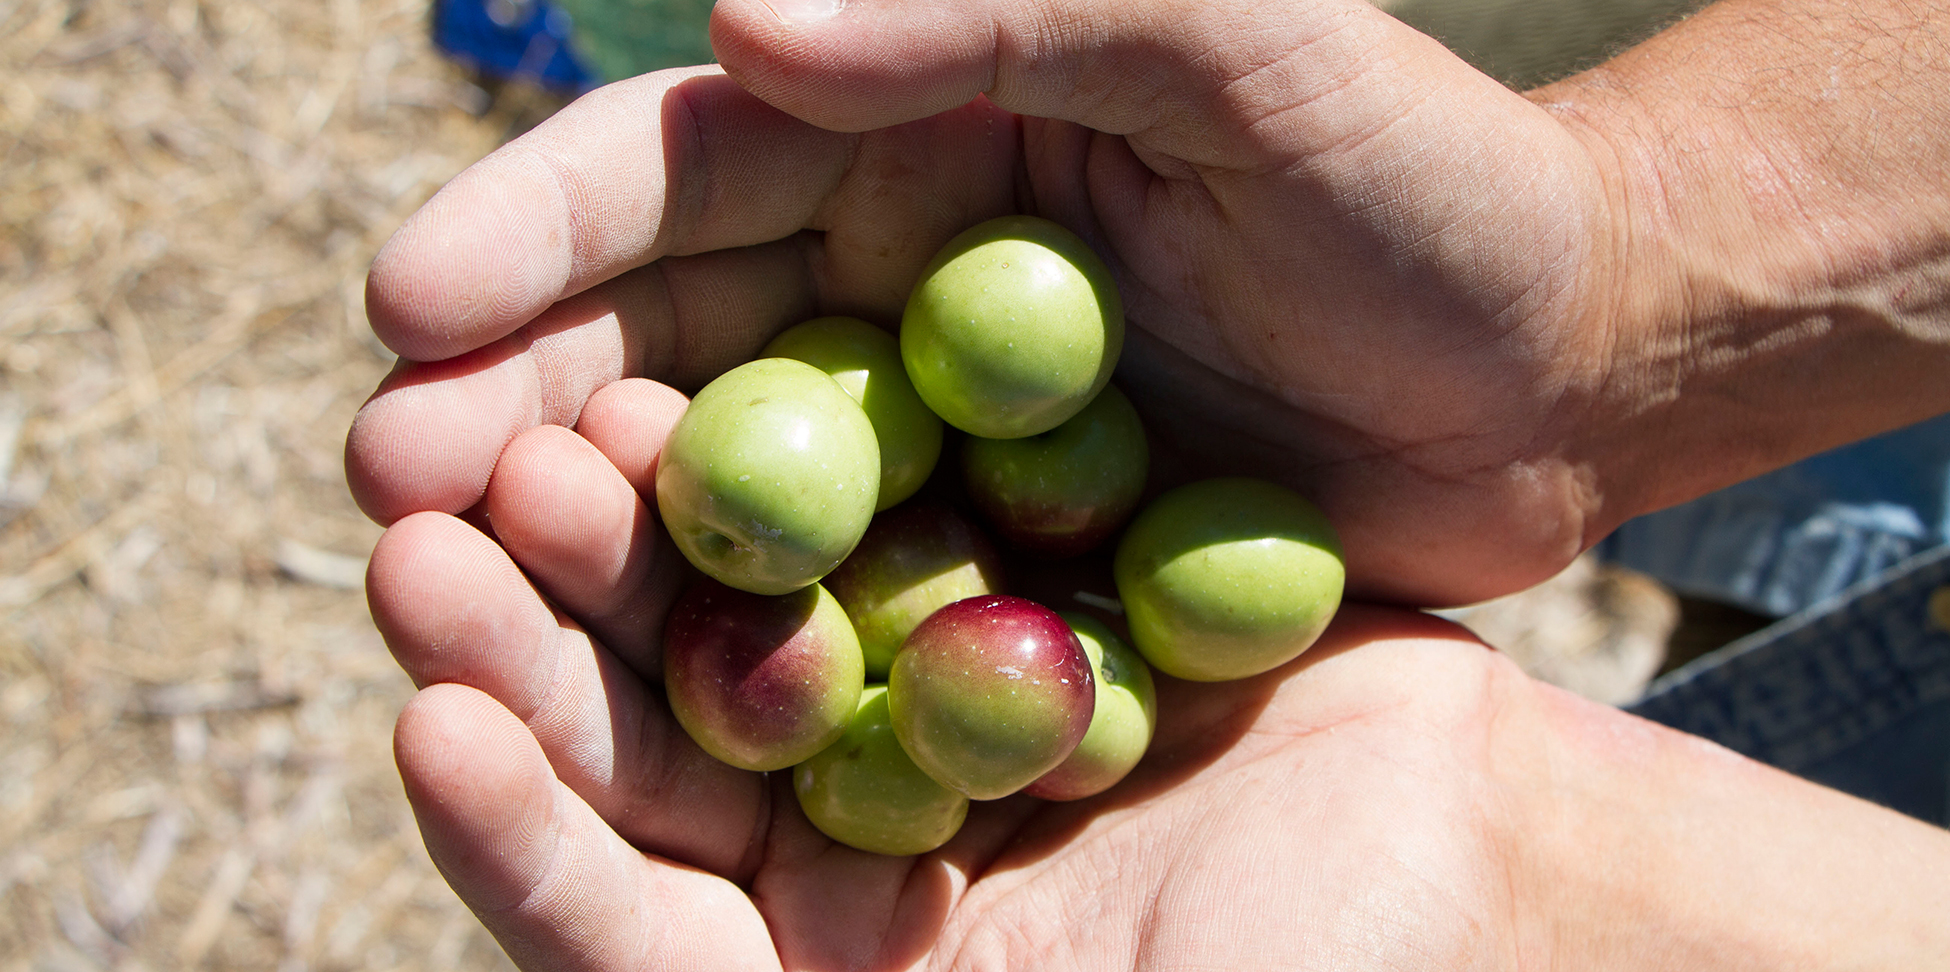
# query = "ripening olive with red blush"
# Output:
<box><xmin>661</xmin><ymin>579</ymin><xmax>864</xmax><ymax>772</ymax></box>
<box><xmin>887</xmin><ymin>594</ymin><xmax>1095</xmax><ymax>800</ymax></box>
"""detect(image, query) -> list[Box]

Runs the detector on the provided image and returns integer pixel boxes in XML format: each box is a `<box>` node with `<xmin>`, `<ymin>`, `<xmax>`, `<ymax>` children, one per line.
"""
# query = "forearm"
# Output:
<box><xmin>1530</xmin><ymin>0</ymin><xmax>1950</xmax><ymax>526</ymax></box>
<box><xmin>1499</xmin><ymin>680</ymin><xmax>1950</xmax><ymax>969</ymax></box>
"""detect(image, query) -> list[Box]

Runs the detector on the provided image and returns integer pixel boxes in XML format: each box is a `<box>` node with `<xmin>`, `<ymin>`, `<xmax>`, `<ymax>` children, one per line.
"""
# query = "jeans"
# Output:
<box><xmin>1605</xmin><ymin>416</ymin><xmax>1950</xmax><ymax>828</ymax></box>
<box><xmin>1625</xmin><ymin>544</ymin><xmax>1950</xmax><ymax>826</ymax></box>
<box><xmin>1599</xmin><ymin>414</ymin><xmax>1950</xmax><ymax>619</ymax></box>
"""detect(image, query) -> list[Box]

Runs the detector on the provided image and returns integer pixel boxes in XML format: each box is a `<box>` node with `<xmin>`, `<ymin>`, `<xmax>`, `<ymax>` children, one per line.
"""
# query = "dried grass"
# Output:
<box><xmin>0</xmin><ymin>0</ymin><xmax>562</xmax><ymax>965</ymax></box>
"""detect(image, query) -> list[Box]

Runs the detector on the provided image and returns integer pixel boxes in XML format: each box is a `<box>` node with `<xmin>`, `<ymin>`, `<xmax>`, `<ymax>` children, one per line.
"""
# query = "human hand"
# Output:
<box><xmin>353</xmin><ymin>0</ymin><xmax>1950</xmax><ymax>964</ymax></box>
<box><xmin>369</xmin><ymin>417</ymin><xmax>1558</xmax><ymax>968</ymax></box>
<box><xmin>372</xmin><ymin>426</ymin><xmax>1950</xmax><ymax>971</ymax></box>
<box><xmin>375</xmin><ymin>402</ymin><xmax>1950</xmax><ymax>972</ymax></box>
<box><xmin>348</xmin><ymin>0</ymin><xmax>1656</xmax><ymax>607</ymax></box>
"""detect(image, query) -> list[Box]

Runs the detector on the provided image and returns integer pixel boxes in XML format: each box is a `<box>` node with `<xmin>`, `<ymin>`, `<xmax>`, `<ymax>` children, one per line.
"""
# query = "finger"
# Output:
<box><xmin>484</xmin><ymin>424</ymin><xmax>689</xmax><ymax>672</ymax></box>
<box><xmin>368</xmin><ymin>511</ymin><xmax>768</xmax><ymax>877</ymax></box>
<box><xmin>365</xmin><ymin>68</ymin><xmax>1017</xmax><ymax>363</ymax></box>
<box><xmin>365</xmin><ymin>67</ymin><xmax>838</xmax><ymax>361</ymax></box>
<box><xmin>349</xmin><ymin>97</ymin><xmax>1020</xmax><ymax>526</ymax></box>
<box><xmin>347</xmin><ymin>238</ymin><xmax>817</xmax><ymax>524</ymax></box>
<box><xmin>576</xmin><ymin>378</ymin><xmax>690</xmax><ymax>496</ymax></box>
<box><xmin>710</xmin><ymin>0</ymin><xmax>1495</xmax><ymax>161</ymax></box>
<box><xmin>707</xmin><ymin>0</ymin><xmax>1587</xmax><ymax>415</ymax></box>
<box><xmin>396</xmin><ymin>683</ymin><xmax>782</xmax><ymax>972</ymax></box>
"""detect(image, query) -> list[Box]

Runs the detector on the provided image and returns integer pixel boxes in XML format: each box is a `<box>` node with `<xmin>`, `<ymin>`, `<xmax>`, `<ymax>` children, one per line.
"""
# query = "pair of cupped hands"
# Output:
<box><xmin>350</xmin><ymin>0</ymin><xmax>1675</xmax><ymax>967</ymax></box>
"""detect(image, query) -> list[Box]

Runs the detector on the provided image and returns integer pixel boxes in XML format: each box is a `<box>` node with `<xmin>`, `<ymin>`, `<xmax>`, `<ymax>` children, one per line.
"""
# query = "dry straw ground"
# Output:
<box><xmin>0</xmin><ymin>0</ymin><xmax>558</xmax><ymax>965</ymax></box>
<box><xmin>0</xmin><ymin>0</ymin><xmax>1691</xmax><ymax>966</ymax></box>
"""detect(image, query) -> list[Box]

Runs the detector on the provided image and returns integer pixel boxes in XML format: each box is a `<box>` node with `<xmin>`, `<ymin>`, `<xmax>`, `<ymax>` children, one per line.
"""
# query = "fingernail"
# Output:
<box><xmin>762</xmin><ymin>0</ymin><xmax>843</xmax><ymax>23</ymax></box>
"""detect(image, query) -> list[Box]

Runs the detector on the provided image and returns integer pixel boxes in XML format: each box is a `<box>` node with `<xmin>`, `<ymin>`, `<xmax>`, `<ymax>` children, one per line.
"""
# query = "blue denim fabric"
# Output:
<box><xmin>1597</xmin><ymin>413</ymin><xmax>1950</xmax><ymax>618</ymax></box>
<box><xmin>1626</xmin><ymin>545</ymin><xmax>1950</xmax><ymax>826</ymax></box>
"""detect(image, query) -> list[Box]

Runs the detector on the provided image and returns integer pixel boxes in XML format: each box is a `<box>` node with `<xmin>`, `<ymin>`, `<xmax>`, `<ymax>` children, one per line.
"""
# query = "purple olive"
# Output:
<box><xmin>961</xmin><ymin>383</ymin><xmax>1148</xmax><ymax>558</ymax></box>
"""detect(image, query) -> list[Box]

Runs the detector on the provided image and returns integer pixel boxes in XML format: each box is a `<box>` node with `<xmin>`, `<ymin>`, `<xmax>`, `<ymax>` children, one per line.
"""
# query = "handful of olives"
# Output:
<box><xmin>654</xmin><ymin>216</ymin><xmax>1345</xmax><ymax>855</ymax></box>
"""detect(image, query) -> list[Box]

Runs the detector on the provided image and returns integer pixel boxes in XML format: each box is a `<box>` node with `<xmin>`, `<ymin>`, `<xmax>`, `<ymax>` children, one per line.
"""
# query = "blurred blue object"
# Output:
<box><xmin>1599</xmin><ymin>412</ymin><xmax>1950</xmax><ymax>617</ymax></box>
<box><xmin>433</xmin><ymin>0</ymin><xmax>600</xmax><ymax>93</ymax></box>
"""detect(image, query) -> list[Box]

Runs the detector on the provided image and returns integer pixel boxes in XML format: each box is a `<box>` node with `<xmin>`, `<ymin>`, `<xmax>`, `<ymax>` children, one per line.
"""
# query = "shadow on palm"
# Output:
<box><xmin>730</xmin><ymin>601</ymin><xmax>1495</xmax><ymax>971</ymax></box>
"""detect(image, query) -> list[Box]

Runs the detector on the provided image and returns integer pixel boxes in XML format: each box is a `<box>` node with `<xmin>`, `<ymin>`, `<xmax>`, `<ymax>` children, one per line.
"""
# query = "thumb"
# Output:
<box><xmin>708</xmin><ymin>0</ymin><xmax>1503</xmax><ymax>165</ymax></box>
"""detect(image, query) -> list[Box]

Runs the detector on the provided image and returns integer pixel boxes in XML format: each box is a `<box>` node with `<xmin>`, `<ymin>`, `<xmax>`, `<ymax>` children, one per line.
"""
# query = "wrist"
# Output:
<box><xmin>1522</xmin><ymin>0</ymin><xmax>1950</xmax><ymax>532</ymax></box>
<box><xmin>1493</xmin><ymin>675</ymin><xmax>1950</xmax><ymax>971</ymax></box>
